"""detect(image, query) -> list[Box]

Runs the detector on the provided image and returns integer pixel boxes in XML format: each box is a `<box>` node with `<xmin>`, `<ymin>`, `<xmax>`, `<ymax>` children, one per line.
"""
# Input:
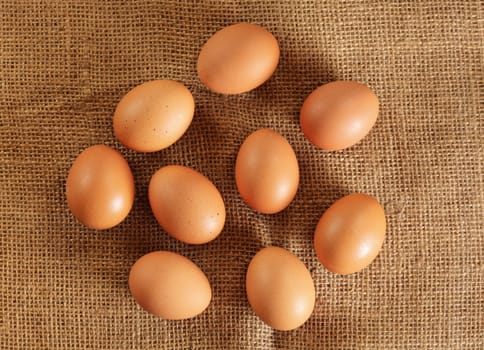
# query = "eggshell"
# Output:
<box><xmin>197</xmin><ymin>23</ymin><xmax>280</xmax><ymax>94</ymax></box>
<box><xmin>128</xmin><ymin>251</ymin><xmax>212</xmax><ymax>319</ymax></box>
<box><xmin>246</xmin><ymin>246</ymin><xmax>315</xmax><ymax>331</ymax></box>
<box><xmin>113</xmin><ymin>80</ymin><xmax>194</xmax><ymax>152</ymax></box>
<box><xmin>148</xmin><ymin>165</ymin><xmax>226</xmax><ymax>244</ymax></box>
<box><xmin>314</xmin><ymin>193</ymin><xmax>386</xmax><ymax>274</ymax></box>
<box><xmin>235</xmin><ymin>128</ymin><xmax>299</xmax><ymax>214</ymax></box>
<box><xmin>300</xmin><ymin>81</ymin><xmax>379</xmax><ymax>150</ymax></box>
<box><xmin>66</xmin><ymin>145</ymin><xmax>134</xmax><ymax>230</ymax></box>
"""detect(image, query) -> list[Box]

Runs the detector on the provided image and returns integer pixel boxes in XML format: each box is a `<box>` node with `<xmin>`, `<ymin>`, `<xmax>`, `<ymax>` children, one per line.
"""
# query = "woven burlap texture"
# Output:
<box><xmin>1</xmin><ymin>1</ymin><xmax>482</xmax><ymax>349</ymax></box>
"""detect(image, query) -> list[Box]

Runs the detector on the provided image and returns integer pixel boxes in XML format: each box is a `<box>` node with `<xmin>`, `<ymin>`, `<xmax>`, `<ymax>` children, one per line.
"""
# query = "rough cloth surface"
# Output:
<box><xmin>0</xmin><ymin>1</ymin><xmax>482</xmax><ymax>349</ymax></box>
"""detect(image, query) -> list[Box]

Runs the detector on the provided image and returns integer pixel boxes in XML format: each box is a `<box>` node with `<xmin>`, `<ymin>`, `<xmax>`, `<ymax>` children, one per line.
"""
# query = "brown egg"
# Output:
<box><xmin>314</xmin><ymin>193</ymin><xmax>386</xmax><ymax>274</ymax></box>
<box><xmin>235</xmin><ymin>128</ymin><xmax>299</xmax><ymax>214</ymax></box>
<box><xmin>148</xmin><ymin>165</ymin><xmax>226</xmax><ymax>244</ymax></box>
<box><xmin>113</xmin><ymin>80</ymin><xmax>194</xmax><ymax>152</ymax></box>
<box><xmin>66</xmin><ymin>145</ymin><xmax>134</xmax><ymax>230</ymax></box>
<box><xmin>246</xmin><ymin>246</ymin><xmax>315</xmax><ymax>331</ymax></box>
<box><xmin>300</xmin><ymin>81</ymin><xmax>379</xmax><ymax>150</ymax></box>
<box><xmin>129</xmin><ymin>251</ymin><xmax>212</xmax><ymax>319</ymax></box>
<box><xmin>197</xmin><ymin>23</ymin><xmax>280</xmax><ymax>94</ymax></box>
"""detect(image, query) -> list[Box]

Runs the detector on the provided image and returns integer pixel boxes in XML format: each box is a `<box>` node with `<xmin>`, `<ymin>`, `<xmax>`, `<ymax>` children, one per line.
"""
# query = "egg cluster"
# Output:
<box><xmin>66</xmin><ymin>23</ymin><xmax>386</xmax><ymax>331</ymax></box>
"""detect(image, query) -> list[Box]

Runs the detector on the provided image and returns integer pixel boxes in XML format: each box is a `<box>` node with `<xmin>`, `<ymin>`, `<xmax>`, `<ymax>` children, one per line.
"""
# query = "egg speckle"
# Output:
<box><xmin>113</xmin><ymin>80</ymin><xmax>194</xmax><ymax>152</ymax></box>
<box><xmin>149</xmin><ymin>165</ymin><xmax>226</xmax><ymax>244</ymax></box>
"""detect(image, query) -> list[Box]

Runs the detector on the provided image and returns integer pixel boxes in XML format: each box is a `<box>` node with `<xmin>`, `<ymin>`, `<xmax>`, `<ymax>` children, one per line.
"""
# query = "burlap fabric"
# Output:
<box><xmin>1</xmin><ymin>1</ymin><xmax>482</xmax><ymax>349</ymax></box>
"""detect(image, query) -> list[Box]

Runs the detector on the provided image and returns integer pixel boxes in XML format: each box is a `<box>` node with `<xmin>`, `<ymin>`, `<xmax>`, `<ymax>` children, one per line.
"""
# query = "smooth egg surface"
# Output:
<box><xmin>246</xmin><ymin>246</ymin><xmax>315</xmax><ymax>331</ymax></box>
<box><xmin>300</xmin><ymin>81</ymin><xmax>379</xmax><ymax>150</ymax></box>
<box><xmin>66</xmin><ymin>145</ymin><xmax>135</xmax><ymax>230</ymax></box>
<box><xmin>314</xmin><ymin>193</ymin><xmax>386</xmax><ymax>274</ymax></box>
<box><xmin>197</xmin><ymin>23</ymin><xmax>280</xmax><ymax>94</ymax></box>
<box><xmin>235</xmin><ymin>128</ymin><xmax>299</xmax><ymax>214</ymax></box>
<box><xmin>148</xmin><ymin>165</ymin><xmax>226</xmax><ymax>244</ymax></box>
<box><xmin>128</xmin><ymin>251</ymin><xmax>212</xmax><ymax>320</ymax></box>
<box><xmin>113</xmin><ymin>80</ymin><xmax>194</xmax><ymax>152</ymax></box>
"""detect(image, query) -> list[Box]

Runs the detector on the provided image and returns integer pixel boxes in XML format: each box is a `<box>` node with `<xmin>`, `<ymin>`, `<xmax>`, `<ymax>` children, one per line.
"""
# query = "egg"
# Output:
<box><xmin>113</xmin><ymin>80</ymin><xmax>194</xmax><ymax>152</ymax></box>
<box><xmin>128</xmin><ymin>251</ymin><xmax>212</xmax><ymax>319</ymax></box>
<box><xmin>235</xmin><ymin>128</ymin><xmax>299</xmax><ymax>214</ymax></box>
<box><xmin>314</xmin><ymin>193</ymin><xmax>386</xmax><ymax>274</ymax></box>
<box><xmin>246</xmin><ymin>246</ymin><xmax>315</xmax><ymax>331</ymax></box>
<box><xmin>197</xmin><ymin>23</ymin><xmax>280</xmax><ymax>94</ymax></box>
<box><xmin>66</xmin><ymin>145</ymin><xmax>134</xmax><ymax>230</ymax></box>
<box><xmin>148</xmin><ymin>165</ymin><xmax>226</xmax><ymax>244</ymax></box>
<box><xmin>300</xmin><ymin>81</ymin><xmax>379</xmax><ymax>150</ymax></box>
